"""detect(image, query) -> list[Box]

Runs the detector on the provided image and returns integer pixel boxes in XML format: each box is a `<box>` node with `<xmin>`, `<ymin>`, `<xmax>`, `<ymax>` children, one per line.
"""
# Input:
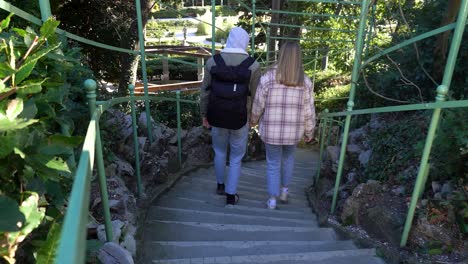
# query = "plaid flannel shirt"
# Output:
<box><xmin>250</xmin><ymin>70</ymin><xmax>316</xmax><ymax>145</ymax></box>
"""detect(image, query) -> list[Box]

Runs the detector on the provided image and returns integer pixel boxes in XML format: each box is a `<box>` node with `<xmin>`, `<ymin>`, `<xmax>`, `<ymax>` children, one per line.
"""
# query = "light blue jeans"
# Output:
<box><xmin>265</xmin><ymin>143</ymin><xmax>297</xmax><ymax>197</ymax></box>
<box><xmin>211</xmin><ymin>124</ymin><xmax>249</xmax><ymax>195</ymax></box>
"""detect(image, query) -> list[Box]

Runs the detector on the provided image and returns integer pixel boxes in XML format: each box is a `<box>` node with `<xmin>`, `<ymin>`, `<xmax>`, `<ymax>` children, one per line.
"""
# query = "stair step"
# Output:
<box><xmin>160</xmin><ymin>190</ymin><xmax>311</xmax><ymax>212</ymax></box>
<box><xmin>151</xmin><ymin>249</ymin><xmax>378</xmax><ymax>264</ymax></box>
<box><xmin>154</xmin><ymin>195</ymin><xmax>316</xmax><ymax>220</ymax></box>
<box><xmin>179</xmin><ymin>176</ymin><xmax>307</xmax><ymax>197</ymax></box>
<box><xmin>171</xmin><ymin>182</ymin><xmax>309</xmax><ymax>207</ymax></box>
<box><xmin>147</xmin><ymin>206</ymin><xmax>318</xmax><ymax>227</ymax></box>
<box><xmin>142</xmin><ymin>240</ymin><xmax>357</xmax><ymax>260</ymax></box>
<box><xmin>141</xmin><ymin>220</ymin><xmax>337</xmax><ymax>242</ymax></box>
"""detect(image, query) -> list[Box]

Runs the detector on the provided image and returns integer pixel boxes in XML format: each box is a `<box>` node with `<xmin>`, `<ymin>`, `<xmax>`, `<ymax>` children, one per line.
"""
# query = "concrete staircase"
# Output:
<box><xmin>138</xmin><ymin>148</ymin><xmax>384</xmax><ymax>264</ymax></box>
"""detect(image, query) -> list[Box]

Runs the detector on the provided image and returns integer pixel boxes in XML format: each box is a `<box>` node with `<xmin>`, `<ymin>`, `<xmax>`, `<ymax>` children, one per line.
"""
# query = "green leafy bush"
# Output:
<box><xmin>196</xmin><ymin>22</ymin><xmax>210</xmax><ymax>36</ymax></box>
<box><xmin>0</xmin><ymin>16</ymin><xmax>92</xmax><ymax>263</ymax></box>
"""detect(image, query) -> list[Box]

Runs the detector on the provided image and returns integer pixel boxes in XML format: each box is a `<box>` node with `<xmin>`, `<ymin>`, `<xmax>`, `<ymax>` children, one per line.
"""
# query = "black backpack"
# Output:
<box><xmin>207</xmin><ymin>54</ymin><xmax>256</xmax><ymax>130</ymax></box>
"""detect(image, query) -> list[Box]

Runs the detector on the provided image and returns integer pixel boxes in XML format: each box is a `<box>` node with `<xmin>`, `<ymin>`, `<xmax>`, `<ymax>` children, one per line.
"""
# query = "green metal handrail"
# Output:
<box><xmin>316</xmin><ymin>0</ymin><xmax>468</xmax><ymax>249</ymax></box>
<box><xmin>257</xmin><ymin>8</ymin><xmax>358</xmax><ymax>19</ymax></box>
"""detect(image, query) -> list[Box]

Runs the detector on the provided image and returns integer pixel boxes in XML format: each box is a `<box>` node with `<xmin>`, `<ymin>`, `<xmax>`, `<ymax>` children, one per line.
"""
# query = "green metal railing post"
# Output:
<box><xmin>128</xmin><ymin>84</ymin><xmax>143</xmax><ymax>197</ymax></box>
<box><xmin>176</xmin><ymin>91</ymin><xmax>182</xmax><ymax>167</ymax></box>
<box><xmin>212</xmin><ymin>0</ymin><xmax>216</xmax><ymax>55</ymax></box>
<box><xmin>266</xmin><ymin>26</ymin><xmax>271</xmax><ymax>64</ymax></box>
<box><xmin>135</xmin><ymin>0</ymin><xmax>153</xmax><ymax>144</ymax></box>
<box><xmin>316</xmin><ymin>109</ymin><xmax>329</xmax><ymax>184</ymax></box>
<box><xmin>84</xmin><ymin>79</ymin><xmax>113</xmax><ymax>242</ymax></box>
<box><xmin>331</xmin><ymin>0</ymin><xmax>371</xmax><ymax>214</ymax></box>
<box><xmin>401</xmin><ymin>0</ymin><xmax>468</xmax><ymax>247</ymax></box>
<box><xmin>38</xmin><ymin>0</ymin><xmax>52</xmax><ymax>21</ymax></box>
<box><xmin>251</xmin><ymin>0</ymin><xmax>256</xmax><ymax>56</ymax></box>
<box><xmin>312</xmin><ymin>50</ymin><xmax>318</xmax><ymax>85</ymax></box>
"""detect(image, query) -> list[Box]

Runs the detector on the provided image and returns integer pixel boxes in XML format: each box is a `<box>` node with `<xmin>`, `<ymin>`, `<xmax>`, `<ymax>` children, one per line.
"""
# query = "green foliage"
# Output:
<box><xmin>0</xmin><ymin>16</ymin><xmax>92</xmax><ymax>263</ymax></box>
<box><xmin>196</xmin><ymin>22</ymin><xmax>210</xmax><ymax>36</ymax></box>
<box><xmin>215</xmin><ymin>23</ymin><xmax>233</xmax><ymax>42</ymax></box>
<box><xmin>315</xmin><ymin>84</ymin><xmax>349</xmax><ymax>113</ymax></box>
<box><xmin>365</xmin><ymin>113</ymin><xmax>428</xmax><ymax>183</ymax></box>
<box><xmin>151</xmin><ymin>7</ymin><xmax>207</xmax><ymax>19</ymax></box>
<box><xmin>150</xmin><ymin>91</ymin><xmax>200</xmax><ymax>129</ymax></box>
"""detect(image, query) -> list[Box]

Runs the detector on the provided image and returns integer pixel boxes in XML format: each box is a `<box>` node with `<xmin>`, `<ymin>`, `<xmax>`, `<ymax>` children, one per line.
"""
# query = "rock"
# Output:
<box><xmin>168</xmin><ymin>130</ymin><xmax>188</xmax><ymax>145</ymax></box>
<box><xmin>352</xmin><ymin>180</ymin><xmax>382</xmax><ymax>197</ymax></box>
<box><xmin>411</xmin><ymin>217</ymin><xmax>454</xmax><ymax>247</ymax></box>
<box><xmin>141</xmin><ymin>156</ymin><xmax>169</xmax><ymax>184</ymax></box>
<box><xmin>114</xmin><ymin>156</ymin><xmax>135</xmax><ymax>178</ymax></box>
<box><xmin>348</xmin><ymin>127</ymin><xmax>367</xmax><ymax>146</ymax></box>
<box><xmin>392</xmin><ymin>186</ymin><xmax>406</xmax><ymax>197</ymax></box>
<box><xmin>138</xmin><ymin>137</ymin><xmax>147</xmax><ymax>152</ymax></box>
<box><xmin>358</xmin><ymin>150</ymin><xmax>372</xmax><ymax>166</ymax></box>
<box><xmin>98</xmin><ymin>242</ymin><xmax>134</xmax><ymax>264</ymax></box>
<box><xmin>326</xmin><ymin>146</ymin><xmax>340</xmax><ymax>164</ymax></box>
<box><xmin>120</xmin><ymin>234</ymin><xmax>136</xmax><ymax>256</ymax></box>
<box><xmin>432</xmin><ymin>181</ymin><xmax>441</xmax><ymax>193</ymax></box>
<box><xmin>97</xmin><ymin>220</ymin><xmax>124</xmax><ymax>243</ymax></box>
<box><xmin>138</xmin><ymin>112</ymin><xmax>155</xmax><ymax>131</ymax></box>
<box><xmin>183</xmin><ymin>126</ymin><xmax>211</xmax><ymax>149</ymax></box>
<box><xmin>104</xmin><ymin>110</ymin><xmax>134</xmax><ymax>141</ymax></box>
<box><xmin>109</xmin><ymin>199</ymin><xmax>125</xmax><ymax>213</ymax></box>
<box><xmin>105</xmin><ymin>164</ymin><xmax>118</xmax><ymax>177</ymax></box>
<box><xmin>347</xmin><ymin>144</ymin><xmax>362</xmax><ymax>154</ymax></box>
<box><xmin>341</xmin><ymin>196</ymin><xmax>361</xmax><ymax>225</ymax></box>
<box><xmin>361</xmin><ymin>205</ymin><xmax>405</xmax><ymax>245</ymax></box>
<box><xmin>434</xmin><ymin>192</ymin><xmax>442</xmax><ymax>200</ymax></box>
<box><xmin>152</xmin><ymin>122</ymin><xmax>175</xmax><ymax>143</ymax></box>
<box><xmin>369</xmin><ymin>114</ymin><xmax>383</xmax><ymax>130</ymax></box>
<box><xmin>345</xmin><ymin>172</ymin><xmax>357</xmax><ymax>183</ymax></box>
<box><xmin>441</xmin><ymin>182</ymin><xmax>453</xmax><ymax>195</ymax></box>
<box><xmin>421</xmin><ymin>199</ymin><xmax>428</xmax><ymax>207</ymax></box>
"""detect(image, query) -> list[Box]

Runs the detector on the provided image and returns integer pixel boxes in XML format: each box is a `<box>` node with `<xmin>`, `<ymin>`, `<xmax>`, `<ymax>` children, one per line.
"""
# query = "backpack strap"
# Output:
<box><xmin>238</xmin><ymin>56</ymin><xmax>256</xmax><ymax>69</ymax></box>
<box><xmin>213</xmin><ymin>54</ymin><xmax>226</xmax><ymax>67</ymax></box>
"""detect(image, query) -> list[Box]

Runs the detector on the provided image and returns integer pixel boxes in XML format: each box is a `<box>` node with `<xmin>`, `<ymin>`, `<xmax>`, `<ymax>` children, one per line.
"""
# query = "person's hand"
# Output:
<box><xmin>304</xmin><ymin>136</ymin><xmax>313</xmax><ymax>143</ymax></box>
<box><xmin>202</xmin><ymin>117</ymin><xmax>211</xmax><ymax>129</ymax></box>
<box><xmin>249</xmin><ymin>121</ymin><xmax>257</xmax><ymax>128</ymax></box>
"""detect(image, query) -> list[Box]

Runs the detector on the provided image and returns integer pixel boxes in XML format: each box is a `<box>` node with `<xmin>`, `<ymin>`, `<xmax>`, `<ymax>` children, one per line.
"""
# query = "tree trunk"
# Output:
<box><xmin>268</xmin><ymin>0</ymin><xmax>282</xmax><ymax>64</ymax></box>
<box><xmin>320</xmin><ymin>4</ymin><xmax>342</xmax><ymax>70</ymax></box>
<box><xmin>118</xmin><ymin>0</ymin><xmax>152</xmax><ymax>93</ymax></box>
<box><xmin>433</xmin><ymin>0</ymin><xmax>461</xmax><ymax>81</ymax></box>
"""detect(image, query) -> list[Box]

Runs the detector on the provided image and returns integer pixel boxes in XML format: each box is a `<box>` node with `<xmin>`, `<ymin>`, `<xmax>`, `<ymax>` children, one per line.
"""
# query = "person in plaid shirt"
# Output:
<box><xmin>250</xmin><ymin>41</ymin><xmax>316</xmax><ymax>209</ymax></box>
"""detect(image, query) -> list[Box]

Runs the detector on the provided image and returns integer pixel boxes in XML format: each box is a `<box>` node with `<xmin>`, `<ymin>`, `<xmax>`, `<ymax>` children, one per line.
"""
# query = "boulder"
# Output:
<box><xmin>97</xmin><ymin>220</ymin><xmax>125</xmax><ymax>243</ymax></box>
<box><xmin>98</xmin><ymin>242</ymin><xmax>134</xmax><ymax>264</ymax></box>
<box><xmin>358</xmin><ymin>150</ymin><xmax>372</xmax><ymax>166</ymax></box>
<box><xmin>361</xmin><ymin>205</ymin><xmax>405</xmax><ymax>245</ymax></box>
<box><xmin>104</xmin><ymin>110</ymin><xmax>134</xmax><ymax>141</ymax></box>
<box><xmin>113</xmin><ymin>156</ymin><xmax>135</xmax><ymax>178</ymax></box>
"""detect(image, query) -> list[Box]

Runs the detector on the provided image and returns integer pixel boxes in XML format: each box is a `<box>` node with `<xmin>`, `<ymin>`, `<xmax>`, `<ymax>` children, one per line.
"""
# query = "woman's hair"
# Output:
<box><xmin>275</xmin><ymin>41</ymin><xmax>305</xmax><ymax>86</ymax></box>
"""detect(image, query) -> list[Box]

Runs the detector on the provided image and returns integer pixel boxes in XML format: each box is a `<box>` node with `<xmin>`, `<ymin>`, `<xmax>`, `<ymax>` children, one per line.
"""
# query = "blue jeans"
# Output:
<box><xmin>212</xmin><ymin>124</ymin><xmax>249</xmax><ymax>195</ymax></box>
<box><xmin>265</xmin><ymin>143</ymin><xmax>296</xmax><ymax>197</ymax></box>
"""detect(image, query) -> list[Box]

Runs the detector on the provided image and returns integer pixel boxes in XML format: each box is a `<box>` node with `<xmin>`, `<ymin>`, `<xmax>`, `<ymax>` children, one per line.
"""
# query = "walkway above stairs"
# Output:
<box><xmin>138</xmin><ymin>148</ymin><xmax>385</xmax><ymax>264</ymax></box>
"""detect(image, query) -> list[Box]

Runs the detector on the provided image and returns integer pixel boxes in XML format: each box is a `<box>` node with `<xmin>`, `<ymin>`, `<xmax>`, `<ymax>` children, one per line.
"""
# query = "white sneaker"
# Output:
<box><xmin>280</xmin><ymin>187</ymin><xmax>288</xmax><ymax>203</ymax></box>
<box><xmin>267</xmin><ymin>198</ymin><xmax>277</xmax><ymax>209</ymax></box>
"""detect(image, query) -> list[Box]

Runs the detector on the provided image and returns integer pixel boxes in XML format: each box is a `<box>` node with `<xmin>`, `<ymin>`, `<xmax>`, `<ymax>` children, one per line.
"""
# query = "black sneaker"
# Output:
<box><xmin>216</xmin><ymin>183</ymin><xmax>225</xmax><ymax>195</ymax></box>
<box><xmin>226</xmin><ymin>193</ymin><xmax>240</xmax><ymax>206</ymax></box>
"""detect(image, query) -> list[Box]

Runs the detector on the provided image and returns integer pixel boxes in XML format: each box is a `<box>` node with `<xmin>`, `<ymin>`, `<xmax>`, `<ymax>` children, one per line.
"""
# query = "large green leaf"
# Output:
<box><xmin>0</xmin><ymin>113</ymin><xmax>38</xmax><ymax>132</ymax></box>
<box><xmin>36</xmin><ymin>222</ymin><xmax>61</xmax><ymax>264</ymax></box>
<box><xmin>45</xmin><ymin>157</ymin><xmax>71</xmax><ymax>174</ymax></box>
<box><xmin>38</xmin><ymin>135</ymin><xmax>83</xmax><ymax>156</ymax></box>
<box><xmin>6</xmin><ymin>98</ymin><xmax>23</xmax><ymax>120</ymax></box>
<box><xmin>39</xmin><ymin>19</ymin><xmax>60</xmax><ymax>41</ymax></box>
<box><xmin>0</xmin><ymin>134</ymin><xmax>16</xmax><ymax>158</ymax></box>
<box><xmin>15</xmin><ymin>42</ymin><xmax>61</xmax><ymax>85</ymax></box>
<box><xmin>16</xmin><ymin>79</ymin><xmax>45</xmax><ymax>95</ymax></box>
<box><xmin>19</xmin><ymin>99</ymin><xmax>38</xmax><ymax>119</ymax></box>
<box><xmin>0</xmin><ymin>62</ymin><xmax>15</xmax><ymax>79</ymax></box>
<box><xmin>18</xmin><ymin>193</ymin><xmax>45</xmax><ymax>235</ymax></box>
<box><xmin>0</xmin><ymin>195</ymin><xmax>25</xmax><ymax>232</ymax></box>
<box><xmin>0</xmin><ymin>13</ymin><xmax>13</xmax><ymax>32</ymax></box>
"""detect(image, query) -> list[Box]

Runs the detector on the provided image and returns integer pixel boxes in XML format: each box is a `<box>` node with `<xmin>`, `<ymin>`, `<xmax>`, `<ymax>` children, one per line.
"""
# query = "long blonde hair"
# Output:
<box><xmin>275</xmin><ymin>41</ymin><xmax>305</xmax><ymax>86</ymax></box>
